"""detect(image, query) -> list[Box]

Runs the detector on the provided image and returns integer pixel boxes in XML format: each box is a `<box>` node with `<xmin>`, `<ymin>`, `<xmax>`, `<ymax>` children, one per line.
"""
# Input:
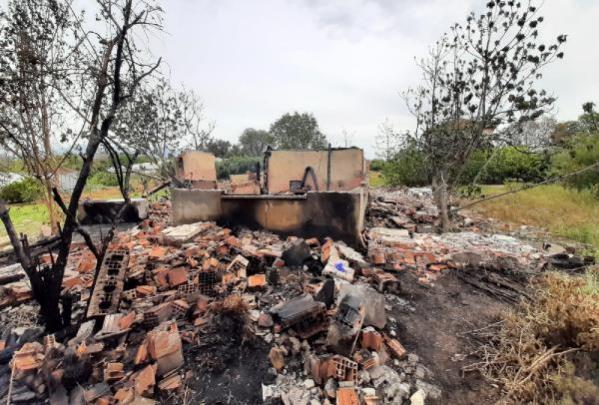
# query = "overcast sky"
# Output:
<box><xmin>147</xmin><ymin>0</ymin><xmax>598</xmax><ymax>157</ymax></box>
<box><xmin>4</xmin><ymin>0</ymin><xmax>599</xmax><ymax>158</ymax></box>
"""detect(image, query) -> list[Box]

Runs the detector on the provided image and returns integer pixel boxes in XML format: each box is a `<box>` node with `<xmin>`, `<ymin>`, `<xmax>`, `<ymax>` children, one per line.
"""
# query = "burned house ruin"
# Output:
<box><xmin>171</xmin><ymin>147</ymin><xmax>368</xmax><ymax>246</ymax></box>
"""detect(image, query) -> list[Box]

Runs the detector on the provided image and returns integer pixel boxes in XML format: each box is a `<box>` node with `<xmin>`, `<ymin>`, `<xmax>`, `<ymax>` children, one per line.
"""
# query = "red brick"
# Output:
<box><xmin>119</xmin><ymin>311</ymin><xmax>136</xmax><ymax>330</ymax></box>
<box><xmin>136</xmin><ymin>285</ymin><xmax>157</xmax><ymax>297</ymax></box>
<box><xmin>167</xmin><ymin>267</ymin><xmax>189</xmax><ymax>287</ymax></box>
<box><xmin>154</xmin><ymin>268</ymin><xmax>169</xmax><ymax>288</ymax></box>
<box><xmin>370</xmin><ymin>249</ymin><xmax>386</xmax><ymax>265</ymax></box>
<box><xmin>337</xmin><ymin>387</ymin><xmax>359</xmax><ymax>405</ymax></box>
<box><xmin>147</xmin><ymin>324</ymin><xmax>184</xmax><ymax>376</ymax></box>
<box><xmin>134</xmin><ymin>364</ymin><xmax>156</xmax><ymax>396</ymax></box>
<box><xmin>247</xmin><ymin>274</ymin><xmax>266</xmax><ymax>289</ymax></box>
<box><xmin>134</xmin><ymin>341</ymin><xmax>148</xmax><ymax>365</ymax></box>
<box><xmin>361</xmin><ymin>329</ymin><xmax>383</xmax><ymax>352</ymax></box>
<box><xmin>104</xmin><ymin>362</ymin><xmax>125</xmax><ymax>382</ymax></box>
<box><xmin>385</xmin><ymin>337</ymin><xmax>407</xmax><ymax>359</ymax></box>
<box><xmin>428</xmin><ymin>263</ymin><xmax>448</xmax><ymax>272</ymax></box>
<box><xmin>149</xmin><ymin>246</ymin><xmax>168</xmax><ymax>259</ymax></box>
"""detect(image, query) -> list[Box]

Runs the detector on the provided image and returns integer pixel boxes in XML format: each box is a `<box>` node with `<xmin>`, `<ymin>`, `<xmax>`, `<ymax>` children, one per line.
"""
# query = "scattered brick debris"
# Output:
<box><xmin>1</xmin><ymin>190</ymin><xmax>542</xmax><ymax>404</ymax></box>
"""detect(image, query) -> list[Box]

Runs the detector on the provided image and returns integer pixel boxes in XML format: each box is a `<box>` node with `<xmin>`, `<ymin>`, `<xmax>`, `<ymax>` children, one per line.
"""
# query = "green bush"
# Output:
<box><xmin>216</xmin><ymin>156</ymin><xmax>262</xmax><ymax>180</ymax></box>
<box><xmin>459</xmin><ymin>147</ymin><xmax>549</xmax><ymax>185</ymax></box>
<box><xmin>381</xmin><ymin>147</ymin><xmax>430</xmax><ymax>187</ymax></box>
<box><xmin>381</xmin><ymin>146</ymin><xmax>548</xmax><ymax>188</ymax></box>
<box><xmin>88</xmin><ymin>171</ymin><xmax>119</xmax><ymax>187</ymax></box>
<box><xmin>551</xmin><ymin>133</ymin><xmax>599</xmax><ymax>194</ymax></box>
<box><xmin>0</xmin><ymin>177</ymin><xmax>44</xmax><ymax>203</ymax></box>
<box><xmin>369</xmin><ymin>159</ymin><xmax>385</xmax><ymax>171</ymax></box>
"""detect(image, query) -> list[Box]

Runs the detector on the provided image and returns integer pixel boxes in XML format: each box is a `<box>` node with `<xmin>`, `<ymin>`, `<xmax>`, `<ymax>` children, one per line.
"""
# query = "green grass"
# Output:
<box><xmin>369</xmin><ymin>171</ymin><xmax>386</xmax><ymax>188</ymax></box>
<box><xmin>473</xmin><ymin>184</ymin><xmax>599</xmax><ymax>256</ymax></box>
<box><xmin>0</xmin><ymin>180</ymin><xmax>165</xmax><ymax>241</ymax></box>
<box><xmin>0</xmin><ymin>202</ymin><xmax>50</xmax><ymax>240</ymax></box>
<box><xmin>581</xmin><ymin>268</ymin><xmax>599</xmax><ymax>296</ymax></box>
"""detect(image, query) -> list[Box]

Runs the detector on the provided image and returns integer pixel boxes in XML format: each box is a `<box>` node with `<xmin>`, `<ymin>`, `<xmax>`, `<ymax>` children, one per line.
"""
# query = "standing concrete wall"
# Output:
<box><xmin>170</xmin><ymin>189</ymin><xmax>222</xmax><ymax>224</ymax></box>
<box><xmin>170</xmin><ymin>188</ymin><xmax>368</xmax><ymax>246</ymax></box>
<box><xmin>176</xmin><ymin>151</ymin><xmax>217</xmax><ymax>188</ymax></box>
<box><xmin>266</xmin><ymin>148</ymin><xmax>365</xmax><ymax>194</ymax></box>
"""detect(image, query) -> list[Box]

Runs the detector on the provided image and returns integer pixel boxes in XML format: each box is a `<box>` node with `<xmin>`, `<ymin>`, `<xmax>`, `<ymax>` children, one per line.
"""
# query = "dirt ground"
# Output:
<box><xmin>392</xmin><ymin>270</ymin><xmax>508</xmax><ymax>404</ymax></box>
<box><xmin>183</xmin><ymin>313</ymin><xmax>272</xmax><ymax>404</ymax></box>
<box><xmin>176</xmin><ymin>265</ymin><xmax>515</xmax><ymax>405</ymax></box>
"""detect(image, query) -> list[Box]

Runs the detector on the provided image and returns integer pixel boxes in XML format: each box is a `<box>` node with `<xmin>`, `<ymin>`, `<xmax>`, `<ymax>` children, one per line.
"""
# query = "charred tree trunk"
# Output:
<box><xmin>0</xmin><ymin>0</ymin><xmax>160</xmax><ymax>332</ymax></box>
<box><xmin>439</xmin><ymin>183</ymin><xmax>450</xmax><ymax>232</ymax></box>
<box><xmin>433</xmin><ymin>172</ymin><xmax>451</xmax><ymax>232</ymax></box>
<box><xmin>43</xmin><ymin>178</ymin><xmax>59</xmax><ymax>234</ymax></box>
<box><xmin>0</xmin><ymin>203</ymin><xmax>64</xmax><ymax>331</ymax></box>
<box><xmin>35</xmin><ymin>278</ymin><xmax>63</xmax><ymax>332</ymax></box>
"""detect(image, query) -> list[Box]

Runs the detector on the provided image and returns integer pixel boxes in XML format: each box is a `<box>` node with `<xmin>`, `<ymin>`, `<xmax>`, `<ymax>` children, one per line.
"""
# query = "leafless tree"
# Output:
<box><xmin>180</xmin><ymin>88</ymin><xmax>215</xmax><ymax>151</ymax></box>
<box><xmin>114</xmin><ymin>78</ymin><xmax>214</xmax><ymax>184</ymax></box>
<box><xmin>500</xmin><ymin>116</ymin><xmax>557</xmax><ymax>151</ymax></box>
<box><xmin>0</xmin><ymin>0</ymin><xmax>88</xmax><ymax>233</ymax></box>
<box><xmin>0</xmin><ymin>0</ymin><xmax>163</xmax><ymax>331</ymax></box>
<box><xmin>375</xmin><ymin>119</ymin><xmax>399</xmax><ymax>161</ymax></box>
<box><xmin>403</xmin><ymin>0</ymin><xmax>566</xmax><ymax>230</ymax></box>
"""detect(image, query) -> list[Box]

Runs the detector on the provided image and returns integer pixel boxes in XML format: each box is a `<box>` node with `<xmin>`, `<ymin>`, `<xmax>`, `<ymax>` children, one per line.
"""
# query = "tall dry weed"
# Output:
<box><xmin>465</xmin><ymin>269</ymin><xmax>599</xmax><ymax>404</ymax></box>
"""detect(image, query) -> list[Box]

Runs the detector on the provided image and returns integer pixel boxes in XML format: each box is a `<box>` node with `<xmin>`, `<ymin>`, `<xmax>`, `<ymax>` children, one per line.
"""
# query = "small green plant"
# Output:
<box><xmin>581</xmin><ymin>267</ymin><xmax>599</xmax><ymax>296</ymax></box>
<box><xmin>0</xmin><ymin>177</ymin><xmax>43</xmax><ymax>203</ymax></box>
<box><xmin>88</xmin><ymin>171</ymin><xmax>119</xmax><ymax>187</ymax></box>
<box><xmin>459</xmin><ymin>184</ymin><xmax>482</xmax><ymax>198</ymax></box>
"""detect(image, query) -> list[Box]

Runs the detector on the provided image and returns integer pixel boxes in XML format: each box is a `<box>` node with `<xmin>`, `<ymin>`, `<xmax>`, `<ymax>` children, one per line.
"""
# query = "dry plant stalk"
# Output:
<box><xmin>464</xmin><ymin>270</ymin><xmax>599</xmax><ymax>404</ymax></box>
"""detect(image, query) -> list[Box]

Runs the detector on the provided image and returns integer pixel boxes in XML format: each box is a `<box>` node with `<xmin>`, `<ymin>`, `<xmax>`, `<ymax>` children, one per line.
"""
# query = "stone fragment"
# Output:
<box><xmin>410</xmin><ymin>389</ymin><xmax>426</xmax><ymax>405</ymax></box>
<box><xmin>269</xmin><ymin>346</ymin><xmax>286</xmax><ymax>371</ymax></box>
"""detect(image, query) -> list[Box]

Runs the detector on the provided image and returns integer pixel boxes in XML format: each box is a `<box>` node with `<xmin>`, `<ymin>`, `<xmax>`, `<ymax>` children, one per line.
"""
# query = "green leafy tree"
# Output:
<box><xmin>551</xmin><ymin>103</ymin><xmax>599</xmax><ymax>195</ymax></box>
<box><xmin>205</xmin><ymin>139</ymin><xmax>239</xmax><ymax>158</ymax></box>
<box><xmin>269</xmin><ymin>112</ymin><xmax>327</xmax><ymax>149</ymax></box>
<box><xmin>239</xmin><ymin>128</ymin><xmax>273</xmax><ymax>156</ymax></box>
<box><xmin>552</xmin><ymin>134</ymin><xmax>599</xmax><ymax>195</ymax></box>
<box><xmin>578</xmin><ymin>102</ymin><xmax>599</xmax><ymax>134</ymax></box>
<box><xmin>382</xmin><ymin>143</ymin><xmax>431</xmax><ymax>187</ymax></box>
<box><xmin>404</xmin><ymin>0</ymin><xmax>566</xmax><ymax>230</ymax></box>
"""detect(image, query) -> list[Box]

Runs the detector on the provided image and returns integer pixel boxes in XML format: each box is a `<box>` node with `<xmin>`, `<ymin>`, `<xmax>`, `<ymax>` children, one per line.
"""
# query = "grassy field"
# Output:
<box><xmin>370</xmin><ymin>172</ymin><xmax>599</xmax><ymax>255</ymax></box>
<box><xmin>0</xmin><ymin>186</ymin><xmax>142</xmax><ymax>240</ymax></box>
<box><xmin>369</xmin><ymin>171</ymin><xmax>386</xmax><ymax>188</ymax></box>
<box><xmin>0</xmin><ymin>203</ymin><xmax>50</xmax><ymax>239</ymax></box>
<box><xmin>473</xmin><ymin>184</ymin><xmax>599</xmax><ymax>255</ymax></box>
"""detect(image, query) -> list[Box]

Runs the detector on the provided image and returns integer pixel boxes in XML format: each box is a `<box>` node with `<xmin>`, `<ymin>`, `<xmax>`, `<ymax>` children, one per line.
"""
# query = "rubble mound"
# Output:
<box><xmin>1</xmin><ymin>191</ymin><xmax>591</xmax><ymax>404</ymax></box>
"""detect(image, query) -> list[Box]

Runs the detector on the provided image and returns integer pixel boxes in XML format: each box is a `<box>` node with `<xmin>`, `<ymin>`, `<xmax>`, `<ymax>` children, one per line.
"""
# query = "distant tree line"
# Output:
<box><xmin>204</xmin><ymin>112</ymin><xmax>329</xmax><ymax>179</ymax></box>
<box><xmin>202</xmin><ymin>111</ymin><xmax>328</xmax><ymax>160</ymax></box>
<box><xmin>377</xmin><ymin>102</ymin><xmax>599</xmax><ymax>197</ymax></box>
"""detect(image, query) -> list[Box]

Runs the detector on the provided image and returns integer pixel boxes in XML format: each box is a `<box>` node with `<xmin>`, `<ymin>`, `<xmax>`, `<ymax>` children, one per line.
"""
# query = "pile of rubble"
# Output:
<box><xmin>2</xmin><ymin>187</ymin><xmax>581</xmax><ymax>404</ymax></box>
<box><xmin>367</xmin><ymin>188</ymin><xmax>440</xmax><ymax>233</ymax></box>
<box><xmin>0</xmin><ymin>203</ymin><xmax>443</xmax><ymax>404</ymax></box>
